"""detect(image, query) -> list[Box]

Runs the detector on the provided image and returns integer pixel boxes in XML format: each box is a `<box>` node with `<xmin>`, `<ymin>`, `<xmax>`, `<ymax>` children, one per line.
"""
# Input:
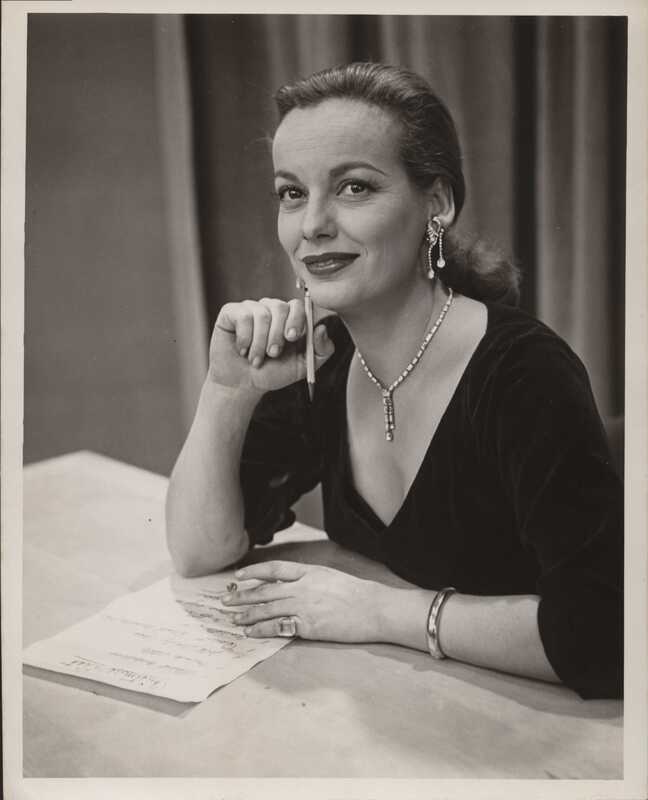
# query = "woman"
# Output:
<box><xmin>166</xmin><ymin>63</ymin><xmax>623</xmax><ymax>699</ymax></box>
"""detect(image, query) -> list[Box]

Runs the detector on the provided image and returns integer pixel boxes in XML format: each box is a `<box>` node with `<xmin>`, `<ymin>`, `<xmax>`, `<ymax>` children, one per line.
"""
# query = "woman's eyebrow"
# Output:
<box><xmin>274</xmin><ymin>161</ymin><xmax>388</xmax><ymax>182</ymax></box>
<box><xmin>274</xmin><ymin>169</ymin><xmax>300</xmax><ymax>181</ymax></box>
<box><xmin>330</xmin><ymin>161</ymin><xmax>387</xmax><ymax>177</ymax></box>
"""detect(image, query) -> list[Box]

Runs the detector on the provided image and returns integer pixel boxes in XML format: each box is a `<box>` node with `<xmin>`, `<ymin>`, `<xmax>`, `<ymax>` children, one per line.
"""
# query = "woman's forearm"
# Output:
<box><xmin>375</xmin><ymin>585</ymin><xmax>560</xmax><ymax>684</ymax></box>
<box><xmin>165</xmin><ymin>378</ymin><xmax>262</xmax><ymax>577</ymax></box>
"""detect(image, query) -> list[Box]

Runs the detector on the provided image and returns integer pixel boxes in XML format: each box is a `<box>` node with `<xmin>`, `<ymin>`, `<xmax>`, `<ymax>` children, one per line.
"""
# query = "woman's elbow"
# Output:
<box><xmin>165</xmin><ymin>521</ymin><xmax>249</xmax><ymax>579</ymax></box>
<box><xmin>167</xmin><ymin>545</ymin><xmax>242</xmax><ymax>578</ymax></box>
<box><xmin>169</xmin><ymin>550</ymin><xmax>211</xmax><ymax>579</ymax></box>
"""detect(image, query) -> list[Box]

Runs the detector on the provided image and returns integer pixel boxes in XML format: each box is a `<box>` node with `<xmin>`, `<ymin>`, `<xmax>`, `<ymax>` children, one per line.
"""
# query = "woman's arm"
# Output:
<box><xmin>376</xmin><ymin>584</ymin><xmax>560</xmax><ymax>683</ymax></box>
<box><xmin>165</xmin><ymin>379</ymin><xmax>261</xmax><ymax>577</ymax></box>
<box><xmin>166</xmin><ymin>298</ymin><xmax>334</xmax><ymax>577</ymax></box>
<box><xmin>222</xmin><ymin>561</ymin><xmax>560</xmax><ymax>684</ymax></box>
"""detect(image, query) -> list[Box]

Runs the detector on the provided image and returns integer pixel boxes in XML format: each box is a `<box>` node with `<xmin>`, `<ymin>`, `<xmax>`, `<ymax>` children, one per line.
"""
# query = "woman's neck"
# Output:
<box><xmin>339</xmin><ymin>278</ymin><xmax>448</xmax><ymax>386</ymax></box>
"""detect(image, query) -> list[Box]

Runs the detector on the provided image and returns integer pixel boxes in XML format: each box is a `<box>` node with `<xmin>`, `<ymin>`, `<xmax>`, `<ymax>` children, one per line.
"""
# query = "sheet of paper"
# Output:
<box><xmin>23</xmin><ymin>573</ymin><xmax>290</xmax><ymax>702</ymax></box>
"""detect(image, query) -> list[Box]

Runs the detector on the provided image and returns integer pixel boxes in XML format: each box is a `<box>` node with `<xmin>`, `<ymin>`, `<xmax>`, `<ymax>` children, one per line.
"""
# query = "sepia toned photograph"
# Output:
<box><xmin>2</xmin><ymin>2</ymin><xmax>647</xmax><ymax>798</ymax></box>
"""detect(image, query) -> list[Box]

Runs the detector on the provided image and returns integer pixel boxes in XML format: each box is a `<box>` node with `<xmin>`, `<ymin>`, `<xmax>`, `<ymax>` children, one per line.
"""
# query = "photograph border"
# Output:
<box><xmin>2</xmin><ymin>1</ymin><xmax>646</xmax><ymax>798</ymax></box>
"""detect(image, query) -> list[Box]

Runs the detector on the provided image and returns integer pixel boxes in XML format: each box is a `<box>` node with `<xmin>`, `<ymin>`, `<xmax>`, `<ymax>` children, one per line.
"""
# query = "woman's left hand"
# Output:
<box><xmin>221</xmin><ymin>561</ymin><xmax>385</xmax><ymax>642</ymax></box>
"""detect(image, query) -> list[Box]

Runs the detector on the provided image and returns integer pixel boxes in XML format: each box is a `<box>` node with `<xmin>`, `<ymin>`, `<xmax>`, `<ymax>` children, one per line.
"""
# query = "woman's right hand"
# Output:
<box><xmin>209</xmin><ymin>298</ymin><xmax>335</xmax><ymax>395</ymax></box>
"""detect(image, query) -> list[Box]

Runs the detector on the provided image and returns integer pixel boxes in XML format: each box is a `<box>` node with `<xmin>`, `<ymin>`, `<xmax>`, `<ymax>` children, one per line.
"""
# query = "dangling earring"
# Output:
<box><xmin>295</xmin><ymin>277</ymin><xmax>305</xmax><ymax>290</ymax></box>
<box><xmin>436</xmin><ymin>222</ymin><xmax>446</xmax><ymax>269</ymax></box>
<box><xmin>425</xmin><ymin>216</ymin><xmax>445</xmax><ymax>279</ymax></box>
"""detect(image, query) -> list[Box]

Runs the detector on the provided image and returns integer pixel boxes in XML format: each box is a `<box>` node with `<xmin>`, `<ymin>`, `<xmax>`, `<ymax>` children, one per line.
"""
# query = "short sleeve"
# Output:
<box><xmin>240</xmin><ymin>380</ymin><xmax>322</xmax><ymax>546</ymax></box>
<box><xmin>490</xmin><ymin>332</ymin><xmax>623</xmax><ymax>699</ymax></box>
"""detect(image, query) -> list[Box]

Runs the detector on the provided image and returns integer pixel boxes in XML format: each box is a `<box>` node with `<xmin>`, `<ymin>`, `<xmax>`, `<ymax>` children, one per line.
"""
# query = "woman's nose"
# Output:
<box><xmin>301</xmin><ymin>196</ymin><xmax>336</xmax><ymax>240</ymax></box>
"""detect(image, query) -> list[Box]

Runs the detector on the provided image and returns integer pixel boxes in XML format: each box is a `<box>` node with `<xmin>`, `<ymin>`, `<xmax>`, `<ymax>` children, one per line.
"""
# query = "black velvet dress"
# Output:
<box><xmin>240</xmin><ymin>301</ymin><xmax>623</xmax><ymax>699</ymax></box>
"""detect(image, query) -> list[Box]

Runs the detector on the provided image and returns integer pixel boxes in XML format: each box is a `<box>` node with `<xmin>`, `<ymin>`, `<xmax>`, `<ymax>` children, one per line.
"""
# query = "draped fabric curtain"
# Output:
<box><xmin>153</xmin><ymin>16</ymin><xmax>208</xmax><ymax>428</ymax></box>
<box><xmin>535</xmin><ymin>17</ymin><xmax>626</xmax><ymax>415</ymax></box>
<box><xmin>182</xmin><ymin>15</ymin><xmax>626</xmax><ymax>417</ymax></box>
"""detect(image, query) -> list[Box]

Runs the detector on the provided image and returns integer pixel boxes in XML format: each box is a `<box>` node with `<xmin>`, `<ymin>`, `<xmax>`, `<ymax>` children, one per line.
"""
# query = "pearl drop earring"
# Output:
<box><xmin>425</xmin><ymin>216</ymin><xmax>445</xmax><ymax>279</ymax></box>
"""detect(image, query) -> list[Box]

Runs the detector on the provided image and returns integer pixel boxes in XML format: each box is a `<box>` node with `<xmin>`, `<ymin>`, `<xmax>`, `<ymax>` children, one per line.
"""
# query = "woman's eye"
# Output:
<box><xmin>338</xmin><ymin>180</ymin><xmax>371</xmax><ymax>197</ymax></box>
<box><xmin>275</xmin><ymin>185</ymin><xmax>305</xmax><ymax>206</ymax></box>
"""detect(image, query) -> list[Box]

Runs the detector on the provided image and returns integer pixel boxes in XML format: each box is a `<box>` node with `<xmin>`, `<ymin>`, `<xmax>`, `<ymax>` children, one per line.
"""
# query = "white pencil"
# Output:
<box><xmin>304</xmin><ymin>289</ymin><xmax>315</xmax><ymax>402</ymax></box>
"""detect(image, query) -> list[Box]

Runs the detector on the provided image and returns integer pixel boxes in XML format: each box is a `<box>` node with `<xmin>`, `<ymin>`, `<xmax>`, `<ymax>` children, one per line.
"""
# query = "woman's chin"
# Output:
<box><xmin>306</xmin><ymin>282</ymin><xmax>362</xmax><ymax>315</ymax></box>
<box><xmin>305</xmin><ymin>275</ymin><xmax>421</xmax><ymax>318</ymax></box>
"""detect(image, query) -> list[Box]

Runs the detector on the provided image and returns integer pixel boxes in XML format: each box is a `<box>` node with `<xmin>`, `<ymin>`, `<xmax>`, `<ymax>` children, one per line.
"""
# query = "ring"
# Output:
<box><xmin>277</xmin><ymin>616</ymin><xmax>298</xmax><ymax>638</ymax></box>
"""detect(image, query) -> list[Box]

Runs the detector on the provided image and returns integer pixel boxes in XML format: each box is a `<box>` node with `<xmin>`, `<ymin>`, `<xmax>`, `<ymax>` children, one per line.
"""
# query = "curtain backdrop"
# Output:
<box><xmin>184</xmin><ymin>15</ymin><xmax>626</xmax><ymax>417</ymax></box>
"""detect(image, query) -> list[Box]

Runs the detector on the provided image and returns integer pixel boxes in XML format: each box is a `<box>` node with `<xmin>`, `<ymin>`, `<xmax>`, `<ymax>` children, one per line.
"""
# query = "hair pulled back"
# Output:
<box><xmin>275</xmin><ymin>62</ymin><xmax>520</xmax><ymax>305</ymax></box>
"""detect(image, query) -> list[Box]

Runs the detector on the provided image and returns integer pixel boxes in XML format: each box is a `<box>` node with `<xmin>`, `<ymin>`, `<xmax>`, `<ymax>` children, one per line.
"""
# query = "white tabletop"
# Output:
<box><xmin>22</xmin><ymin>451</ymin><xmax>623</xmax><ymax>778</ymax></box>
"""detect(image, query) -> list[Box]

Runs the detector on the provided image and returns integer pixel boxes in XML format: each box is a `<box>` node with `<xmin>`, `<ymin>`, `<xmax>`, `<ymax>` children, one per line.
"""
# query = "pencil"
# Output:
<box><xmin>304</xmin><ymin>289</ymin><xmax>316</xmax><ymax>402</ymax></box>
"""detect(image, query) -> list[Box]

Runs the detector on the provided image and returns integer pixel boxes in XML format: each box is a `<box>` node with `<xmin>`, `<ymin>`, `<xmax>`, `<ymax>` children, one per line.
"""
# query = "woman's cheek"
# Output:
<box><xmin>277</xmin><ymin>212</ymin><xmax>298</xmax><ymax>256</ymax></box>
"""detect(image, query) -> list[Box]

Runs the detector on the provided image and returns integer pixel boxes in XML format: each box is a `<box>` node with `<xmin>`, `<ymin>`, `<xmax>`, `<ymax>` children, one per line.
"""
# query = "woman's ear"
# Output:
<box><xmin>426</xmin><ymin>177</ymin><xmax>455</xmax><ymax>228</ymax></box>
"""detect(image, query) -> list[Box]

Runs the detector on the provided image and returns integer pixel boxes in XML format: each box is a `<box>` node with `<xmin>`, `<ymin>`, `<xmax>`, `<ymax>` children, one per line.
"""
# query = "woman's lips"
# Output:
<box><xmin>301</xmin><ymin>252</ymin><xmax>358</xmax><ymax>277</ymax></box>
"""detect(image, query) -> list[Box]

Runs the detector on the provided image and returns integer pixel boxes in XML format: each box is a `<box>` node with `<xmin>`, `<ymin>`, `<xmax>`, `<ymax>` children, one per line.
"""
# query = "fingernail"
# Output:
<box><xmin>286</xmin><ymin>328</ymin><xmax>297</xmax><ymax>340</ymax></box>
<box><xmin>222</xmin><ymin>594</ymin><xmax>232</xmax><ymax>603</ymax></box>
<box><xmin>268</xmin><ymin>344</ymin><xmax>280</xmax><ymax>357</ymax></box>
<box><xmin>252</xmin><ymin>356</ymin><xmax>262</xmax><ymax>368</ymax></box>
<box><xmin>239</xmin><ymin>347</ymin><xmax>248</xmax><ymax>357</ymax></box>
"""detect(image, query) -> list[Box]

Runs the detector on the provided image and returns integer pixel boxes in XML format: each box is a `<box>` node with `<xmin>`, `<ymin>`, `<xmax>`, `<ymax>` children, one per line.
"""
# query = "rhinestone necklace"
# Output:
<box><xmin>356</xmin><ymin>288</ymin><xmax>454</xmax><ymax>442</ymax></box>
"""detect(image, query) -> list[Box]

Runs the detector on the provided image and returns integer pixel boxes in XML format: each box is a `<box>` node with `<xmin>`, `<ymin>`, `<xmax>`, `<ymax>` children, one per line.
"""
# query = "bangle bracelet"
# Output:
<box><xmin>426</xmin><ymin>587</ymin><xmax>456</xmax><ymax>660</ymax></box>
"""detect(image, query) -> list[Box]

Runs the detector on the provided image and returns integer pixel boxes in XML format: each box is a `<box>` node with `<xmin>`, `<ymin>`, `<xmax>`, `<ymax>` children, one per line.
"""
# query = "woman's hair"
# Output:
<box><xmin>275</xmin><ymin>62</ymin><xmax>520</xmax><ymax>305</ymax></box>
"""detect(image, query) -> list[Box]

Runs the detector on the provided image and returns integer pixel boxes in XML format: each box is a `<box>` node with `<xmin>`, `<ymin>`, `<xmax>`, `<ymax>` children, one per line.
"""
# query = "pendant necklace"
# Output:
<box><xmin>356</xmin><ymin>288</ymin><xmax>454</xmax><ymax>442</ymax></box>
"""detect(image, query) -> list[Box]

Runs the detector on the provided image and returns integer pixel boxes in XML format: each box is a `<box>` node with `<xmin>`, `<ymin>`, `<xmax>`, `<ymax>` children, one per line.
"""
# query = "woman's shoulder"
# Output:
<box><xmin>483</xmin><ymin>300</ymin><xmax>562</xmax><ymax>342</ymax></box>
<box><xmin>478</xmin><ymin>301</ymin><xmax>588</xmax><ymax>379</ymax></box>
<box><xmin>461</xmin><ymin>300</ymin><xmax>601</xmax><ymax>423</ymax></box>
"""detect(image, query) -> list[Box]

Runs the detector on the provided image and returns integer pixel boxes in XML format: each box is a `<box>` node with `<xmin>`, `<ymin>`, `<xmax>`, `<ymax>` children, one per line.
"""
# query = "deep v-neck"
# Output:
<box><xmin>339</xmin><ymin>303</ymin><xmax>491</xmax><ymax>532</ymax></box>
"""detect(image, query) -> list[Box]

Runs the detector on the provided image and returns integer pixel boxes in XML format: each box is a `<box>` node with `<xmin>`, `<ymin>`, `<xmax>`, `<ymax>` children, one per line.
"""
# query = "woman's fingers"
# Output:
<box><xmin>245</xmin><ymin>301</ymin><xmax>272</xmax><ymax>367</ymax></box>
<box><xmin>214</xmin><ymin>303</ymin><xmax>237</xmax><ymax>333</ymax></box>
<box><xmin>259</xmin><ymin>298</ymin><xmax>290</xmax><ymax>358</ymax></box>
<box><xmin>235</xmin><ymin>560</ymin><xmax>306</xmax><ymax>583</ymax></box>
<box><xmin>222</xmin><ymin>580</ymin><xmax>292</xmax><ymax>606</ymax></box>
<box><xmin>284</xmin><ymin>299</ymin><xmax>306</xmax><ymax>342</ymax></box>
<box><xmin>244</xmin><ymin>616</ymin><xmax>301</xmax><ymax>639</ymax></box>
<box><xmin>313</xmin><ymin>323</ymin><xmax>335</xmax><ymax>364</ymax></box>
<box><xmin>213</xmin><ymin>298</ymin><xmax>331</xmax><ymax>384</ymax></box>
<box><xmin>232</xmin><ymin>311</ymin><xmax>254</xmax><ymax>357</ymax></box>
<box><xmin>229</xmin><ymin>599</ymin><xmax>294</xmax><ymax>627</ymax></box>
<box><xmin>214</xmin><ymin>303</ymin><xmax>254</xmax><ymax>357</ymax></box>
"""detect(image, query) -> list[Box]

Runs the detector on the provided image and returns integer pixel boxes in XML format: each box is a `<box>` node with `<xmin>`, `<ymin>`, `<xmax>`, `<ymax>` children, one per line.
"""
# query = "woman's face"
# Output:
<box><xmin>272</xmin><ymin>98</ymin><xmax>433</xmax><ymax>314</ymax></box>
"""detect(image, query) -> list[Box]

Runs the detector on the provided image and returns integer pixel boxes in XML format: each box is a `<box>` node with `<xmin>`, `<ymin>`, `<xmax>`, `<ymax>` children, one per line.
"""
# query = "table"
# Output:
<box><xmin>22</xmin><ymin>451</ymin><xmax>623</xmax><ymax>778</ymax></box>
